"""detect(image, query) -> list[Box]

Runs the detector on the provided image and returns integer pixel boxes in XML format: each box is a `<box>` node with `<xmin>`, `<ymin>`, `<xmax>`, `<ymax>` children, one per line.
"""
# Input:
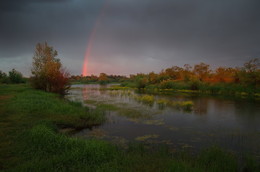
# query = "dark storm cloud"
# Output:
<box><xmin>93</xmin><ymin>0</ymin><xmax>260</xmax><ymax>63</ymax></box>
<box><xmin>0</xmin><ymin>0</ymin><xmax>260</xmax><ymax>75</ymax></box>
<box><xmin>0</xmin><ymin>0</ymin><xmax>103</xmax><ymax>57</ymax></box>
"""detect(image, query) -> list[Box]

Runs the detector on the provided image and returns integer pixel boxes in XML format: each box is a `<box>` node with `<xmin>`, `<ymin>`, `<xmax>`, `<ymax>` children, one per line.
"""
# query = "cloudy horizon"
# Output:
<box><xmin>1</xmin><ymin>0</ymin><xmax>260</xmax><ymax>77</ymax></box>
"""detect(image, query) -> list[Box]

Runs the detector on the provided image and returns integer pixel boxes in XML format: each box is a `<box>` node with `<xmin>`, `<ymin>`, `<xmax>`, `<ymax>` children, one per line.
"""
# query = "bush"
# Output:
<box><xmin>0</xmin><ymin>70</ymin><xmax>9</xmax><ymax>83</ymax></box>
<box><xmin>159</xmin><ymin>79</ymin><xmax>175</xmax><ymax>89</ymax></box>
<box><xmin>8</xmin><ymin>69</ymin><xmax>25</xmax><ymax>83</ymax></box>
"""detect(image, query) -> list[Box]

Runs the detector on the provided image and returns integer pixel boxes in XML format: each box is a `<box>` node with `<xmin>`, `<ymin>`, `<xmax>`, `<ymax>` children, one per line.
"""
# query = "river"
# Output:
<box><xmin>66</xmin><ymin>84</ymin><xmax>260</xmax><ymax>156</ymax></box>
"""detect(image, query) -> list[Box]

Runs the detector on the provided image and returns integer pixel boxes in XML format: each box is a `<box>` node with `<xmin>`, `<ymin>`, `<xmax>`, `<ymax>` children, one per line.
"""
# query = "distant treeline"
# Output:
<box><xmin>2</xmin><ymin>58</ymin><xmax>259</xmax><ymax>95</ymax></box>
<box><xmin>72</xmin><ymin>58</ymin><xmax>260</xmax><ymax>95</ymax></box>
<box><xmin>70</xmin><ymin>73</ymin><xmax>128</xmax><ymax>84</ymax></box>
<box><xmin>0</xmin><ymin>69</ymin><xmax>26</xmax><ymax>84</ymax></box>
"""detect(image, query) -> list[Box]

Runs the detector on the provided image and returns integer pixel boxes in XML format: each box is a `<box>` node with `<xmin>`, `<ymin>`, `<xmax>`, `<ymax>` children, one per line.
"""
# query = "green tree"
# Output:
<box><xmin>8</xmin><ymin>69</ymin><xmax>24</xmax><ymax>83</ymax></box>
<box><xmin>134</xmin><ymin>74</ymin><xmax>148</xmax><ymax>89</ymax></box>
<box><xmin>31</xmin><ymin>42</ymin><xmax>70</xmax><ymax>95</ymax></box>
<box><xmin>99</xmin><ymin>73</ymin><xmax>108</xmax><ymax>85</ymax></box>
<box><xmin>0</xmin><ymin>70</ymin><xmax>9</xmax><ymax>83</ymax></box>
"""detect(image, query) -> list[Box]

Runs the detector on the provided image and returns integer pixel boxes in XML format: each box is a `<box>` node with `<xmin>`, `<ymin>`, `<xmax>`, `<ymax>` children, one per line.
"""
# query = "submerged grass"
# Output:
<box><xmin>134</xmin><ymin>94</ymin><xmax>194</xmax><ymax>111</ymax></box>
<box><xmin>156</xmin><ymin>98</ymin><xmax>194</xmax><ymax>111</ymax></box>
<box><xmin>0</xmin><ymin>84</ymin><xmax>259</xmax><ymax>171</ymax></box>
<box><xmin>135</xmin><ymin>95</ymin><xmax>155</xmax><ymax>105</ymax></box>
<box><xmin>135</xmin><ymin>134</ymin><xmax>159</xmax><ymax>141</ymax></box>
<box><xmin>96</xmin><ymin>103</ymin><xmax>151</xmax><ymax>119</ymax></box>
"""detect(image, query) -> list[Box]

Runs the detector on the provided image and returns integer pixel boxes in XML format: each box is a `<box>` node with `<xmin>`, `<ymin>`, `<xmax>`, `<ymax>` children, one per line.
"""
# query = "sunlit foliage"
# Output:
<box><xmin>31</xmin><ymin>42</ymin><xmax>70</xmax><ymax>95</ymax></box>
<box><xmin>70</xmin><ymin>58</ymin><xmax>260</xmax><ymax>95</ymax></box>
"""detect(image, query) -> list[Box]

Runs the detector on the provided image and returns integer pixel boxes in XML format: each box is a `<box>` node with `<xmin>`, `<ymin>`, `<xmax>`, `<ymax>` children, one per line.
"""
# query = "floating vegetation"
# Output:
<box><xmin>156</xmin><ymin>98</ymin><xmax>194</xmax><ymax>111</ymax></box>
<box><xmin>134</xmin><ymin>95</ymin><xmax>155</xmax><ymax>105</ymax></box>
<box><xmin>97</xmin><ymin>103</ymin><xmax>120</xmax><ymax>111</ymax></box>
<box><xmin>107</xmin><ymin>90</ymin><xmax>134</xmax><ymax>100</ymax></box>
<box><xmin>166</xmin><ymin>126</ymin><xmax>179</xmax><ymax>131</ymax></box>
<box><xmin>170</xmin><ymin>101</ymin><xmax>194</xmax><ymax>111</ymax></box>
<box><xmin>69</xmin><ymin>87</ymin><xmax>82</xmax><ymax>90</ymax></box>
<box><xmin>156</xmin><ymin>99</ymin><xmax>168</xmax><ymax>109</ymax></box>
<box><xmin>180</xmin><ymin>143</ymin><xmax>193</xmax><ymax>149</ymax></box>
<box><xmin>84</xmin><ymin>99</ymin><xmax>99</xmax><ymax>105</ymax></box>
<box><xmin>143</xmin><ymin>119</ymin><xmax>164</xmax><ymax>126</ymax></box>
<box><xmin>87</xmin><ymin>128</ymin><xmax>107</xmax><ymax>138</ymax></box>
<box><xmin>95</xmin><ymin>103</ymin><xmax>151</xmax><ymax>119</ymax></box>
<box><xmin>109</xmin><ymin>136</ymin><xmax>129</xmax><ymax>149</ymax></box>
<box><xmin>135</xmin><ymin>134</ymin><xmax>159</xmax><ymax>141</ymax></box>
<box><xmin>156</xmin><ymin>99</ymin><xmax>168</xmax><ymax>105</ymax></box>
<box><xmin>99</xmin><ymin>86</ymin><xmax>131</xmax><ymax>90</ymax></box>
<box><xmin>133</xmin><ymin>94</ymin><xmax>194</xmax><ymax>111</ymax></box>
<box><xmin>108</xmin><ymin>91</ymin><xmax>120</xmax><ymax>97</ymax></box>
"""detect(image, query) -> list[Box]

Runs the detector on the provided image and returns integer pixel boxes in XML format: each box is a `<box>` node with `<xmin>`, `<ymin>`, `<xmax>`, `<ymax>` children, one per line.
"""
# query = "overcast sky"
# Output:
<box><xmin>0</xmin><ymin>0</ymin><xmax>260</xmax><ymax>76</ymax></box>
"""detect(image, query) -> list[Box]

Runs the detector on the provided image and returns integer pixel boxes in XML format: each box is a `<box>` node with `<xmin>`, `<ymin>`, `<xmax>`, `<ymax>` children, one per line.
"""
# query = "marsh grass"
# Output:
<box><xmin>135</xmin><ymin>134</ymin><xmax>159</xmax><ymax>141</ymax></box>
<box><xmin>96</xmin><ymin>103</ymin><xmax>151</xmax><ymax>119</ymax></box>
<box><xmin>155</xmin><ymin>98</ymin><xmax>194</xmax><ymax>111</ymax></box>
<box><xmin>135</xmin><ymin>95</ymin><xmax>155</xmax><ymax>105</ymax></box>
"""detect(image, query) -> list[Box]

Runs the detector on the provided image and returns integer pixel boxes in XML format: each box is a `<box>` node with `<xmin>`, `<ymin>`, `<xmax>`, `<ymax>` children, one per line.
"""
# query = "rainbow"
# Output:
<box><xmin>82</xmin><ymin>1</ymin><xmax>108</xmax><ymax>76</ymax></box>
<box><xmin>82</xmin><ymin>26</ymin><xmax>98</xmax><ymax>76</ymax></box>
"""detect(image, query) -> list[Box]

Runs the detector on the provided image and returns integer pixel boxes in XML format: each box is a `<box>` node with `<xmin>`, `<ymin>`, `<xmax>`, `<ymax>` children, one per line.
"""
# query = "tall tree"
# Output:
<box><xmin>31</xmin><ymin>42</ymin><xmax>70</xmax><ymax>95</ymax></box>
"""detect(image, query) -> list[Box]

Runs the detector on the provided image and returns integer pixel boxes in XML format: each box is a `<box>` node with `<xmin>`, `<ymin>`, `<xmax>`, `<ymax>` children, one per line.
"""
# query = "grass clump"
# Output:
<box><xmin>6</xmin><ymin>88</ymin><xmax>105</xmax><ymax>129</ymax></box>
<box><xmin>175</xmin><ymin>101</ymin><xmax>194</xmax><ymax>111</ymax></box>
<box><xmin>15</xmin><ymin>124</ymin><xmax>118</xmax><ymax>171</ymax></box>
<box><xmin>135</xmin><ymin>95</ymin><xmax>155</xmax><ymax>105</ymax></box>
<box><xmin>135</xmin><ymin>134</ymin><xmax>159</xmax><ymax>141</ymax></box>
<box><xmin>155</xmin><ymin>98</ymin><xmax>194</xmax><ymax>111</ymax></box>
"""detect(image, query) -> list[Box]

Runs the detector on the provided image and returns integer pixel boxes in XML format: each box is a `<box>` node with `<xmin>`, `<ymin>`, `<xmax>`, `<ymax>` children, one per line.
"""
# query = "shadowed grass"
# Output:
<box><xmin>13</xmin><ymin>123</ymin><xmax>257</xmax><ymax>172</ymax></box>
<box><xmin>0</xmin><ymin>84</ymin><xmax>105</xmax><ymax>169</ymax></box>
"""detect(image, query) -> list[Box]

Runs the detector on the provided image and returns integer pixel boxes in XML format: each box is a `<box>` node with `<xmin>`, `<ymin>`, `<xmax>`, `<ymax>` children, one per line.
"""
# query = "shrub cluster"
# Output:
<box><xmin>0</xmin><ymin>69</ymin><xmax>25</xmax><ymax>84</ymax></box>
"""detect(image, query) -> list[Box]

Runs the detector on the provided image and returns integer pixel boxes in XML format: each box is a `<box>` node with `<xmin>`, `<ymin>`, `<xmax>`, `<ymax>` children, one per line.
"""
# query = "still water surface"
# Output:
<box><xmin>66</xmin><ymin>84</ymin><xmax>260</xmax><ymax>156</ymax></box>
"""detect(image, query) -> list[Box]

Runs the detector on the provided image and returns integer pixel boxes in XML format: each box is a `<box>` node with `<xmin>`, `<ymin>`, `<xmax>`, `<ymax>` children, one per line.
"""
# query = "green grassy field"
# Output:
<box><xmin>0</xmin><ymin>84</ymin><xmax>259</xmax><ymax>171</ymax></box>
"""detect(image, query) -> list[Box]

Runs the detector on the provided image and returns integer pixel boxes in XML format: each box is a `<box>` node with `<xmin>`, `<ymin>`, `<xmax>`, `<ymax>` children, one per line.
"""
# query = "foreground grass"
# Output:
<box><xmin>0</xmin><ymin>84</ymin><xmax>259</xmax><ymax>171</ymax></box>
<box><xmin>0</xmin><ymin>84</ymin><xmax>105</xmax><ymax>170</ymax></box>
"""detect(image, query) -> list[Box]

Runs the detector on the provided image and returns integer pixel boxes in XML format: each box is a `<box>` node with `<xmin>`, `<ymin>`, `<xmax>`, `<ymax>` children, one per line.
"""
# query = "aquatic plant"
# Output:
<box><xmin>135</xmin><ymin>95</ymin><xmax>155</xmax><ymax>105</ymax></box>
<box><xmin>165</xmin><ymin>100</ymin><xmax>194</xmax><ymax>111</ymax></box>
<box><xmin>135</xmin><ymin>134</ymin><xmax>159</xmax><ymax>141</ymax></box>
<box><xmin>179</xmin><ymin>101</ymin><xmax>193</xmax><ymax>111</ymax></box>
<box><xmin>143</xmin><ymin>119</ymin><xmax>164</xmax><ymax>126</ymax></box>
<box><xmin>156</xmin><ymin>99</ymin><xmax>168</xmax><ymax>105</ymax></box>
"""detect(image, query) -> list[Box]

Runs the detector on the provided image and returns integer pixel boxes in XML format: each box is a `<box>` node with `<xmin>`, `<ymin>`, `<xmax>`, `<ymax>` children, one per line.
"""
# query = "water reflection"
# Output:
<box><xmin>67</xmin><ymin>84</ymin><xmax>260</xmax><ymax>156</ymax></box>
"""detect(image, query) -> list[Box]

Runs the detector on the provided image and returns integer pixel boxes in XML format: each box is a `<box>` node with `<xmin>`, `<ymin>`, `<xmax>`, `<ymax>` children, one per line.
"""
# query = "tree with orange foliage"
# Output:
<box><xmin>239</xmin><ymin>58</ymin><xmax>260</xmax><ymax>87</ymax></box>
<box><xmin>31</xmin><ymin>42</ymin><xmax>70</xmax><ymax>95</ymax></box>
<box><xmin>214</xmin><ymin>67</ymin><xmax>236</xmax><ymax>83</ymax></box>
<box><xmin>193</xmin><ymin>63</ymin><xmax>211</xmax><ymax>81</ymax></box>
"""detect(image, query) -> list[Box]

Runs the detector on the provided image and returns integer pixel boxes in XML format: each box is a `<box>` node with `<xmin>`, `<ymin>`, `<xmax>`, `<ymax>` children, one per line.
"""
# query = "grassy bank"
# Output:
<box><xmin>0</xmin><ymin>84</ymin><xmax>259</xmax><ymax>171</ymax></box>
<box><xmin>106</xmin><ymin>83</ymin><xmax>260</xmax><ymax>99</ymax></box>
<box><xmin>0</xmin><ymin>84</ymin><xmax>105</xmax><ymax>170</ymax></box>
